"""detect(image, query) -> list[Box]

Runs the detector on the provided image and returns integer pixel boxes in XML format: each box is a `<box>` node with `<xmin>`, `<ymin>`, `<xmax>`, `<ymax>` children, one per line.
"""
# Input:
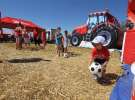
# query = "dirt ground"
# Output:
<box><xmin>0</xmin><ymin>43</ymin><xmax>122</xmax><ymax>100</ymax></box>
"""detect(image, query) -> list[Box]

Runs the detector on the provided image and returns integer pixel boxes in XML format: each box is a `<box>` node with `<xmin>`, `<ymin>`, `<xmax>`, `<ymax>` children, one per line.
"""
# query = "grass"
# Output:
<box><xmin>0</xmin><ymin>43</ymin><xmax>122</xmax><ymax>100</ymax></box>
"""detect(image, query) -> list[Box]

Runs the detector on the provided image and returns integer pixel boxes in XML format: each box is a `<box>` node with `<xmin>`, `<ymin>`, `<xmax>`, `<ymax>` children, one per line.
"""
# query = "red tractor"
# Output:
<box><xmin>71</xmin><ymin>10</ymin><xmax>124</xmax><ymax>48</ymax></box>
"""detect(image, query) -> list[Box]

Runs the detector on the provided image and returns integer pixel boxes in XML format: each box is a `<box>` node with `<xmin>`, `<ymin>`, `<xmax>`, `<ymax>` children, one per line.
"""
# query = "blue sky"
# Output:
<box><xmin>0</xmin><ymin>0</ymin><xmax>128</xmax><ymax>32</ymax></box>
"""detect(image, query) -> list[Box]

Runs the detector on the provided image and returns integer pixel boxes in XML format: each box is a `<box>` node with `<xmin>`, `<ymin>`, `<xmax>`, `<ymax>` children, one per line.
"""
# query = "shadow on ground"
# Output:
<box><xmin>0</xmin><ymin>60</ymin><xmax>3</xmax><ymax>63</ymax></box>
<box><xmin>68</xmin><ymin>52</ymin><xmax>81</xmax><ymax>57</ymax></box>
<box><xmin>97</xmin><ymin>73</ymin><xmax>119</xmax><ymax>86</ymax></box>
<box><xmin>7</xmin><ymin>58</ymin><xmax>51</xmax><ymax>63</ymax></box>
<box><xmin>29</xmin><ymin>47</ymin><xmax>40</xmax><ymax>51</ymax></box>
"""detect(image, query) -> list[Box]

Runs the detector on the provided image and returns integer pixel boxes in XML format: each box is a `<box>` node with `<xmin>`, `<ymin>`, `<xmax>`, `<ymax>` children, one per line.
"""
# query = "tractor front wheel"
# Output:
<box><xmin>70</xmin><ymin>35</ymin><xmax>82</xmax><ymax>46</ymax></box>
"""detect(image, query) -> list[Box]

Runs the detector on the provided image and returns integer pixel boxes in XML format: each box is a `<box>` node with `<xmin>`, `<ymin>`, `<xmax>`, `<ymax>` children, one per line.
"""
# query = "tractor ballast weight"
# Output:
<box><xmin>71</xmin><ymin>10</ymin><xmax>123</xmax><ymax>48</ymax></box>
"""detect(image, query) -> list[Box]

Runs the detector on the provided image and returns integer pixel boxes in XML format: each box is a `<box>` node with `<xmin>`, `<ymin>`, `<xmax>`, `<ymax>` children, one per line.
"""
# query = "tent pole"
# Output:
<box><xmin>0</xmin><ymin>11</ymin><xmax>3</xmax><ymax>39</ymax></box>
<box><xmin>0</xmin><ymin>11</ymin><xmax>1</xmax><ymax>29</ymax></box>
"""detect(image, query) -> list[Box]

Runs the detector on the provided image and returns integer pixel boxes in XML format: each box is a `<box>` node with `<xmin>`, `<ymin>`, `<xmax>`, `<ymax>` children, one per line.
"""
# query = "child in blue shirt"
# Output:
<box><xmin>55</xmin><ymin>27</ymin><xmax>63</xmax><ymax>57</ymax></box>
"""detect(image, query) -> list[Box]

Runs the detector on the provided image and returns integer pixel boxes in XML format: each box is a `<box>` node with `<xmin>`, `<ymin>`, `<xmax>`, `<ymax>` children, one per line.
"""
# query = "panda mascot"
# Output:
<box><xmin>88</xmin><ymin>61</ymin><xmax>103</xmax><ymax>80</ymax></box>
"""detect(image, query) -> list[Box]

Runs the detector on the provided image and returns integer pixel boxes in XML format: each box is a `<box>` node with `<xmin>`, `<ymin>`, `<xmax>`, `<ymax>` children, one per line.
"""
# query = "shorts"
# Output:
<box><xmin>24</xmin><ymin>38</ymin><xmax>30</xmax><ymax>44</ymax></box>
<box><xmin>94</xmin><ymin>58</ymin><xmax>106</xmax><ymax>65</ymax></box>
<box><xmin>63</xmin><ymin>40</ymin><xmax>68</xmax><ymax>48</ymax></box>
<box><xmin>34</xmin><ymin>37</ymin><xmax>40</xmax><ymax>46</ymax></box>
<box><xmin>55</xmin><ymin>39</ymin><xmax>62</xmax><ymax>46</ymax></box>
<box><xmin>16</xmin><ymin>36</ymin><xmax>22</xmax><ymax>43</ymax></box>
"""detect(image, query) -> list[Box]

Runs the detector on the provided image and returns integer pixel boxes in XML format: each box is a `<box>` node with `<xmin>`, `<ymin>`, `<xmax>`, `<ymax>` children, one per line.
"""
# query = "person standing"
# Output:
<box><xmin>0</xmin><ymin>28</ymin><xmax>3</xmax><ymax>42</ymax></box>
<box><xmin>33</xmin><ymin>29</ymin><xmax>40</xmax><ymax>48</ymax></box>
<box><xmin>41</xmin><ymin>30</ymin><xmax>46</xmax><ymax>49</ymax></box>
<box><xmin>63</xmin><ymin>30</ymin><xmax>69</xmax><ymax>58</ymax></box>
<box><xmin>22</xmin><ymin>27</ymin><xmax>30</xmax><ymax>48</ymax></box>
<box><xmin>15</xmin><ymin>23</ymin><xmax>23</xmax><ymax>50</ymax></box>
<box><xmin>55</xmin><ymin>27</ymin><xmax>63</xmax><ymax>57</ymax></box>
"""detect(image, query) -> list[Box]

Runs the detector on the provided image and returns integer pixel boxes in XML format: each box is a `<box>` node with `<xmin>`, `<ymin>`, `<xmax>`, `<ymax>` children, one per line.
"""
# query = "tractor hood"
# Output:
<box><xmin>73</xmin><ymin>24</ymin><xmax>88</xmax><ymax>35</ymax></box>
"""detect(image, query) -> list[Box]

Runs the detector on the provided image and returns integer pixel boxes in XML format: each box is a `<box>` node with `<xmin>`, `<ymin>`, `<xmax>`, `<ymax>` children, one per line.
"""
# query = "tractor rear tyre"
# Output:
<box><xmin>91</xmin><ymin>25</ymin><xmax>118</xmax><ymax>48</ymax></box>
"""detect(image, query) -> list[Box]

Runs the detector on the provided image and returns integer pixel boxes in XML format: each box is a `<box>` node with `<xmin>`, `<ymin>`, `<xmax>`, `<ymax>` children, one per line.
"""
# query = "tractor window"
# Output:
<box><xmin>99</xmin><ymin>16</ymin><xmax>105</xmax><ymax>23</ymax></box>
<box><xmin>89</xmin><ymin>16</ymin><xmax>98</xmax><ymax>28</ymax></box>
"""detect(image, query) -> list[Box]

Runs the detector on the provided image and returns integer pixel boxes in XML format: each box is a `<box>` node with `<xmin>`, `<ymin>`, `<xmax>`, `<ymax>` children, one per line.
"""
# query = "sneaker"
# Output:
<box><xmin>64</xmin><ymin>53</ymin><xmax>67</xmax><ymax>58</ymax></box>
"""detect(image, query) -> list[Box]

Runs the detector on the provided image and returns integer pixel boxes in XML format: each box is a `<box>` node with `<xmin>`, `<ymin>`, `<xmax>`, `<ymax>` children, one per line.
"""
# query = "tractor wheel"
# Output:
<box><xmin>70</xmin><ymin>35</ymin><xmax>82</xmax><ymax>46</ymax></box>
<box><xmin>91</xmin><ymin>25</ymin><xmax>118</xmax><ymax>48</ymax></box>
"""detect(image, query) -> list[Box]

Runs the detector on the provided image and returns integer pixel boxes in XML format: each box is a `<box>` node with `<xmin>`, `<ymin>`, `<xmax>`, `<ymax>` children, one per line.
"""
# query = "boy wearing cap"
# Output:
<box><xmin>55</xmin><ymin>27</ymin><xmax>63</xmax><ymax>57</ymax></box>
<box><xmin>89</xmin><ymin>36</ymin><xmax>110</xmax><ymax>78</ymax></box>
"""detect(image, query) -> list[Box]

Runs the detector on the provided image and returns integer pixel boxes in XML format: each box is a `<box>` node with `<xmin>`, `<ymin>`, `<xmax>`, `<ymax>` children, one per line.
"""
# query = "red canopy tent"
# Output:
<box><xmin>0</xmin><ymin>17</ymin><xmax>44</xmax><ymax>32</ymax></box>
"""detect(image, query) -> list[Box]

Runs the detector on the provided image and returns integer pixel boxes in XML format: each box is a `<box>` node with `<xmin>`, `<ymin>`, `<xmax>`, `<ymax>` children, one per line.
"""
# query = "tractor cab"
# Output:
<box><xmin>87</xmin><ymin>12</ymin><xmax>106</xmax><ymax>29</ymax></box>
<box><xmin>87</xmin><ymin>11</ymin><xmax>120</xmax><ymax>30</ymax></box>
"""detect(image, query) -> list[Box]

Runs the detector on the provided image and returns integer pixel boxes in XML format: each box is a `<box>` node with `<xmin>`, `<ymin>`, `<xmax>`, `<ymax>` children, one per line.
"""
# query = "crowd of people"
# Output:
<box><xmin>14</xmin><ymin>24</ymin><xmax>69</xmax><ymax>58</ymax></box>
<box><xmin>14</xmin><ymin>23</ymin><xmax>46</xmax><ymax>50</ymax></box>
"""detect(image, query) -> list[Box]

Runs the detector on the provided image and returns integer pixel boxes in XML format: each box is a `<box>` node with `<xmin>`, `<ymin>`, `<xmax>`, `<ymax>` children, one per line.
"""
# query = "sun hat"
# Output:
<box><xmin>92</xmin><ymin>36</ymin><xmax>105</xmax><ymax>45</ymax></box>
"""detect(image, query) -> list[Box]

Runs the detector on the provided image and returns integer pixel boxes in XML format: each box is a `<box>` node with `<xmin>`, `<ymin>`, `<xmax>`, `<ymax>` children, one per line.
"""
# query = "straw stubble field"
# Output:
<box><xmin>0</xmin><ymin>43</ymin><xmax>122</xmax><ymax>100</ymax></box>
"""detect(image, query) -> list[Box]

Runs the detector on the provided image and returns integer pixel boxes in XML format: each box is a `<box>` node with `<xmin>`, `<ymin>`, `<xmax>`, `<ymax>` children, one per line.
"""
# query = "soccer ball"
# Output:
<box><xmin>89</xmin><ymin>62</ymin><xmax>103</xmax><ymax>79</ymax></box>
